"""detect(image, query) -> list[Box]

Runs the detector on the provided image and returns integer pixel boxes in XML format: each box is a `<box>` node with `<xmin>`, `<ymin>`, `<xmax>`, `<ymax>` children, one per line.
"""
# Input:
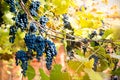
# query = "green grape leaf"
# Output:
<box><xmin>102</xmin><ymin>29</ymin><xmax>113</xmax><ymax>39</ymax></box>
<box><xmin>111</xmin><ymin>68</ymin><xmax>120</xmax><ymax>76</ymax></box>
<box><xmin>67</xmin><ymin>60</ymin><xmax>83</xmax><ymax>73</ymax></box>
<box><xmin>83</xmin><ymin>74</ymin><xmax>90</xmax><ymax>80</ymax></box>
<box><xmin>97</xmin><ymin>59</ymin><xmax>109</xmax><ymax>71</ymax></box>
<box><xmin>50</xmin><ymin>64</ymin><xmax>72</xmax><ymax>80</ymax></box>
<box><xmin>26</xmin><ymin>65</ymin><xmax>35</xmax><ymax>80</ymax></box>
<box><xmin>39</xmin><ymin>68</ymin><xmax>50</xmax><ymax>80</ymax></box>
<box><xmin>84</xmin><ymin>68</ymin><xmax>103</xmax><ymax>80</ymax></box>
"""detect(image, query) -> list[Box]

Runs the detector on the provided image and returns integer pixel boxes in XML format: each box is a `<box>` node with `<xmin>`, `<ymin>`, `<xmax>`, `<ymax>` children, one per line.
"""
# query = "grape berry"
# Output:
<box><xmin>29</xmin><ymin>1</ymin><xmax>40</xmax><ymax>16</ymax></box>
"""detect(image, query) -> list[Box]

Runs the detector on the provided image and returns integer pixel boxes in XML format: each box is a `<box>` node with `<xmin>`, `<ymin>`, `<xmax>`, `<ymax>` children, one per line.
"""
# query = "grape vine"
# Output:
<box><xmin>0</xmin><ymin>0</ymin><xmax>120</xmax><ymax>79</ymax></box>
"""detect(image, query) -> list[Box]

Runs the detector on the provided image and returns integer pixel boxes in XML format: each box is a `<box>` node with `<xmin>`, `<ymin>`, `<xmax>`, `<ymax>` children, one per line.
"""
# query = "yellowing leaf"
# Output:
<box><xmin>84</xmin><ymin>59</ymin><xmax>94</xmax><ymax>69</ymax></box>
<box><xmin>51</xmin><ymin>0</ymin><xmax>71</xmax><ymax>15</ymax></box>
<box><xmin>84</xmin><ymin>68</ymin><xmax>103</xmax><ymax>80</ymax></box>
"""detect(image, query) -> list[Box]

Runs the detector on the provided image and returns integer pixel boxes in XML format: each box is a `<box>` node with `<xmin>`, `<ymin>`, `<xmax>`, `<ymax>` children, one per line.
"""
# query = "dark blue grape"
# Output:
<box><xmin>24</xmin><ymin>33</ymin><xmax>36</xmax><ymax>50</ymax></box>
<box><xmin>89</xmin><ymin>54</ymin><xmax>99</xmax><ymax>71</ymax></box>
<box><xmin>15</xmin><ymin>50</ymin><xmax>28</xmax><ymax>76</ymax></box>
<box><xmin>9</xmin><ymin>35</ymin><xmax>15</xmax><ymax>43</ymax></box>
<box><xmin>82</xmin><ymin>38</ymin><xmax>88</xmax><ymax>44</ymax></box>
<box><xmin>62</xmin><ymin>14</ymin><xmax>72</xmax><ymax>30</ymax></box>
<box><xmin>82</xmin><ymin>46</ymin><xmax>87</xmax><ymax>55</ymax></box>
<box><xmin>29</xmin><ymin>22</ymin><xmax>37</xmax><ymax>32</ymax></box>
<box><xmin>29</xmin><ymin>1</ymin><xmax>40</xmax><ymax>16</ymax></box>
<box><xmin>15</xmin><ymin>12</ymin><xmax>28</xmax><ymax>31</ymax></box>
<box><xmin>99</xmin><ymin>29</ymin><xmax>104</xmax><ymax>36</ymax></box>
<box><xmin>45</xmin><ymin>39</ymin><xmax>57</xmax><ymax>70</ymax></box>
<box><xmin>5</xmin><ymin>0</ymin><xmax>16</xmax><ymax>13</ymax></box>
<box><xmin>45</xmin><ymin>39</ymin><xmax>57</xmax><ymax>56</ymax></box>
<box><xmin>34</xmin><ymin>36</ymin><xmax>45</xmax><ymax>61</ymax></box>
<box><xmin>94</xmin><ymin>41</ymin><xmax>99</xmax><ymax>46</ymax></box>
<box><xmin>9</xmin><ymin>26</ymin><xmax>17</xmax><ymax>35</ymax></box>
<box><xmin>21</xmin><ymin>61</ymin><xmax>28</xmax><ymax>76</ymax></box>
<box><xmin>89</xmin><ymin>31</ymin><xmax>97</xmax><ymax>39</ymax></box>
<box><xmin>62</xmin><ymin>14</ymin><xmax>69</xmax><ymax>24</ymax></box>
<box><xmin>39</xmin><ymin>16</ymin><xmax>49</xmax><ymax>27</ymax></box>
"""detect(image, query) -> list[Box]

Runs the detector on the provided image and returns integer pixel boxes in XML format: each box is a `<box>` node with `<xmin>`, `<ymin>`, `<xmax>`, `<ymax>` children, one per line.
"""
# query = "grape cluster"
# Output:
<box><xmin>24</xmin><ymin>33</ymin><xmax>45</xmax><ymax>61</ymax></box>
<box><xmin>99</xmin><ymin>29</ymin><xmax>104</xmax><ymax>36</ymax></box>
<box><xmin>15</xmin><ymin>12</ymin><xmax>28</xmax><ymax>31</ymax></box>
<box><xmin>89</xmin><ymin>54</ymin><xmax>99</xmax><ymax>71</ymax></box>
<box><xmin>39</xmin><ymin>16</ymin><xmax>49</xmax><ymax>27</ymax></box>
<box><xmin>89</xmin><ymin>31</ymin><xmax>97</xmax><ymax>39</ymax></box>
<box><xmin>34</xmin><ymin>36</ymin><xmax>45</xmax><ymax>61</ymax></box>
<box><xmin>15</xmin><ymin>50</ymin><xmax>28</xmax><ymax>76</ymax></box>
<box><xmin>62</xmin><ymin>14</ymin><xmax>72</xmax><ymax>30</ymax></box>
<box><xmin>82</xmin><ymin>38</ymin><xmax>88</xmax><ymax>44</ymax></box>
<box><xmin>5</xmin><ymin>0</ymin><xmax>16</xmax><ymax>13</ymax></box>
<box><xmin>24</xmin><ymin>33</ymin><xmax>57</xmax><ymax>69</ymax></box>
<box><xmin>82</xmin><ymin>46</ymin><xmax>87</xmax><ymax>55</ymax></box>
<box><xmin>45</xmin><ymin>39</ymin><xmax>57</xmax><ymax>70</ymax></box>
<box><xmin>29</xmin><ymin>1</ymin><xmax>40</xmax><ymax>16</ymax></box>
<box><xmin>29</xmin><ymin>22</ymin><xmax>37</xmax><ymax>32</ymax></box>
<box><xmin>24</xmin><ymin>33</ymin><xmax>36</xmax><ymax>50</ymax></box>
<box><xmin>9</xmin><ymin>26</ymin><xmax>17</xmax><ymax>43</ymax></box>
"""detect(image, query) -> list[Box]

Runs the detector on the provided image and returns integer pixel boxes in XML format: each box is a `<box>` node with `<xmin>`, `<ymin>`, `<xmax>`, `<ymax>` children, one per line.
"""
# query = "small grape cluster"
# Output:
<box><xmin>39</xmin><ymin>16</ymin><xmax>49</xmax><ymax>27</ymax></box>
<box><xmin>89</xmin><ymin>54</ymin><xmax>99</xmax><ymax>71</ymax></box>
<box><xmin>15</xmin><ymin>50</ymin><xmax>28</xmax><ymax>76</ymax></box>
<box><xmin>45</xmin><ymin>39</ymin><xmax>57</xmax><ymax>70</ymax></box>
<box><xmin>9</xmin><ymin>12</ymin><xmax>28</xmax><ymax>43</ymax></box>
<box><xmin>29</xmin><ymin>1</ymin><xmax>40</xmax><ymax>16</ymax></box>
<box><xmin>24</xmin><ymin>33</ymin><xmax>36</xmax><ymax>50</ymax></box>
<box><xmin>5</xmin><ymin>0</ymin><xmax>16</xmax><ymax>13</ymax></box>
<box><xmin>24</xmin><ymin>33</ymin><xmax>45</xmax><ymax>61</ymax></box>
<box><xmin>15</xmin><ymin>12</ymin><xmax>28</xmax><ymax>31</ymax></box>
<box><xmin>89</xmin><ymin>31</ymin><xmax>97</xmax><ymax>39</ymax></box>
<box><xmin>24</xmin><ymin>32</ymin><xmax>57</xmax><ymax>69</ymax></box>
<box><xmin>34</xmin><ymin>36</ymin><xmax>45</xmax><ymax>61</ymax></box>
<box><xmin>9</xmin><ymin>26</ymin><xmax>17</xmax><ymax>43</ymax></box>
<box><xmin>62</xmin><ymin>14</ymin><xmax>72</xmax><ymax>30</ymax></box>
<box><xmin>29</xmin><ymin>22</ymin><xmax>37</xmax><ymax>32</ymax></box>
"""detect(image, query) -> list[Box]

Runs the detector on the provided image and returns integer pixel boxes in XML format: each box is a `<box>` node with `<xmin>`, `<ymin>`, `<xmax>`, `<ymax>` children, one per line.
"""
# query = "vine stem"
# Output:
<box><xmin>18</xmin><ymin>0</ymin><xmax>117</xmax><ymax>43</ymax></box>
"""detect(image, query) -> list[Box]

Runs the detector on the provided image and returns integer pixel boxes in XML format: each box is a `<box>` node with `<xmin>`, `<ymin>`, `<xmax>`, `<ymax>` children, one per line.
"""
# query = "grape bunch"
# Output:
<box><xmin>89</xmin><ymin>54</ymin><xmax>99</xmax><ymax>71</ymax></box>
<box><xmin>89</xmin><ymin>31</ymin><xmax>97</xmax><ymax>39</ymax></box>
<box><xmin>15</xmin><ymin>12</ymin><xmax>28</xmax><ymax>31</ymax></box>
<box><xmin>82</xmin><ymin>46</ymin><xmax>87</xmax><ymax>55</ymax></box>
<box><xmin>34</xmin><ymin>36</ymin><xmax>45</xmax><ymax>61</ymax></box>
<box><xmin>29</xmin><ymin>22</ymin><xmax>37</xmax><ymax>32</ymax></box>
<box><xmin>29</xmin><ymin>1</ymin><xmax>40</xmax><ymax>16</ymax></box>
<box><xmin>45</xmin><ymin>39</ymin><xmax>57</xmax><ymax>70</ymax></box>
<box><xmin>99</xmin><ymin>29</ymin><xmax>104</xmax><ymax>36</ymax></box>
<box><xmin>24</xmin><ymin>33</ymin><xmax>46</xmax><ymax>61</ymax></box>
<box><xmin>5</xmin><ymin>0</ymin><xmax>16</xmax><ymax>13</ymax></box>
<box><xmin>62</xmin><ymin>14</ymin><xmax>72</xmax><ymax>30</ymax></box>
<box><xmin>24</xmin><ymin>33</ymin><xmax>36</xmax><ymax>50</ymax></box>
<box><xmin>15</xmin><ymin>50</ymin><xmax>28</xmax><ymax>76</ymax></box>
<box><xmin>39</xmin><ymin>16</ymin><xmax>49</xmax><ymax>27</ymax></box>
<box><xmin>9</xmin><ymin>26</ymin><xmax>17</xmax><ymax>43</ymax></box>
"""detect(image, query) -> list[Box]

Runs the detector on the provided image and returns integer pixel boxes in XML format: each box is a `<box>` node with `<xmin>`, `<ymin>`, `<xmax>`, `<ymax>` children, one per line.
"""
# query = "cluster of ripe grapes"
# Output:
<box><xmin>16</xmin><ymin>36</ymin><xmax>57</xmax><ymax>76</ymax></box>
<box><xmin>6</xmin><ymin>0</ymin><xmax>57</xmax><ymax>76</ymax></box>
